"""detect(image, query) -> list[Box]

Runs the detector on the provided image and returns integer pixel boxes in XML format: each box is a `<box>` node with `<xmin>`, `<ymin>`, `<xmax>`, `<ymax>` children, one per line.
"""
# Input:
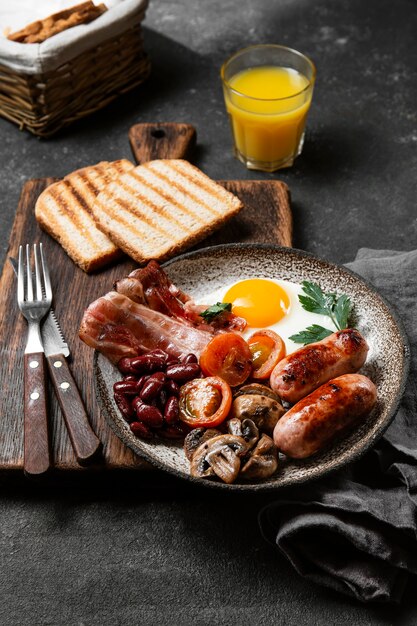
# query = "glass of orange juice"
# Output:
<box><xmin>221</xmin><ymin>45</ymin><xmax>316</xmax><ymax>172</ymax></box>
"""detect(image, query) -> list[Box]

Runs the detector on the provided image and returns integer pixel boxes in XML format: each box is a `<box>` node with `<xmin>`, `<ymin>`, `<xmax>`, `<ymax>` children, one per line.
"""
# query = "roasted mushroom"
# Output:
<box><xmin>206</xmin><ymin>445</ymin><xmax>241</xmax><ymax>484</ymax></box>
<box><xmin>183</xmin><ymin>427</ymin><xmax>222</xmax><ymax>461</ymax></box>
<box><xmin>240</xmin><ymin>434</ymin><xmax>278</xmax><ymax>480</ymax></box>
<box><xmin>231</xmin><ymin>384</ymin><xmax>285</xmax><ymax>434</ymax></box>
<box><xmin>227</xmin><ymin>417</ymin><xmax>243</xmax><ymax>437</ymax></box>
<box><xmin>227</xmin><ymin>418</ymin><xmax>259</xmax><ymax>451</ymax></box>
<box><xmin>234</xmin><ymin>383</ymin><xmax>280</xmax><ymax>401</ymax></box>
<box><xmin>190</xmin><ymin>434</ymin><xmax>248</xmax><ymax>483</ymax></box>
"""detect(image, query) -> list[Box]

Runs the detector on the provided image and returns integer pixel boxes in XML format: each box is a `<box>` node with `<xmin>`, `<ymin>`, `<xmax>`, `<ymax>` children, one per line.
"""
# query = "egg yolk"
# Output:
<box><xmin>223</xmin><ymin>279</ymin><xmax>290</xmax><ymax>327</ymax></box>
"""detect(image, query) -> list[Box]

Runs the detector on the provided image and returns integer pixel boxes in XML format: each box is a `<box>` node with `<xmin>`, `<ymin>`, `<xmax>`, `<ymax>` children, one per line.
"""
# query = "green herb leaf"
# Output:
<box><xmin>333</xmin><ymin>294</ymin><xmax>352</xmax><ymax>330</ymax></box>
<box><xmin>298</xmin><ymin>281</ymin><xmax>336</xmax><ymax>315</ymax></box>
<box><xmin>298</xmin><ymin>281</ymin><xmax>352</xmax><ymax>331</ymax></box>
<box><xmin>289</xmin><ymin>325</ymin><xmax>334</xmax><ymax>345</ymax></box>
<box><xmin>200</xmin><ymin>302</ymin><xmax>232</xmax><ymax>322</ymax></box>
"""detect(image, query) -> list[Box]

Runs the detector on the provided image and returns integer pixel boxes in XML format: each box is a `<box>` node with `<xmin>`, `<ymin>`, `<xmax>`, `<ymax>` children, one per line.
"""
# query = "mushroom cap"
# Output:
<box><xmin>231</xmin><ymin>394</ymin><xmax>285</xmax><ymax>434</ymax></box>
<box><xmin>184</xmin><ymin>427</ymin><xmax>222</xmax><ymax>461</ymax></box>
<box><xmin>240</xmin><ymin>434</ymin><xmax>278</xmax><ymax>480</ymax></box>
<box><xmin>190</xmin><ymin>434</ymin><xmax>249</xmax><ymax>482</ymax></box>
<box><xmin>228</xmin><ymin>418</ymin><xmax>259</xmax><ymax>450</ymax></box>
<box><xmin>234</xmin><ymin>383</ymin><xmax>280</xmax><ymax>402</ymax></box>
<box><xmin>206</xmin><ymin>444</ymin><xmax>241</xmax><ymax>484</ymax></box>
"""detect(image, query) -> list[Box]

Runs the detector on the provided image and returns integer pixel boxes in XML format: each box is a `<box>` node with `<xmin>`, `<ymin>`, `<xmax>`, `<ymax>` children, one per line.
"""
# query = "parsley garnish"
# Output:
<box><xmin>200</xmin><ymin>302</ymin><xmax>232</xmax><ymax>322</ymax></box>
<box><xmin>289</xmin><ymin>281</ymin><xmax>352</xmax><ymax>345</ymax></box>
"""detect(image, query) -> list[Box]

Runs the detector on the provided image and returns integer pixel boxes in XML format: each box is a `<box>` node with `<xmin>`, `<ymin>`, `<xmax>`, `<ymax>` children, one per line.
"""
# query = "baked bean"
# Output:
<box><xmin>130</xmin><ymin>421</ymin><xmax>153</xmax><ymax>439</ymax></box>
<box><xmin>165</xmin><ymin>379</ymin><xmax>180</xmax><ymax>396</ymax></box>
<box><xmin>113</xmin><ymin>380</ymin><xmax>140</xmax><ymax>396</ymax></box>
<box><xmin>182</xmin><ymin>353</ymin><xmax>198</xmax><ymax>364</ymax></box>
<box><xmin>165</xmin><ymin>362</ymin><xmax>200</xmax><ymax>382</ymax></box>
<box><xmin>118</xmin><ymin>354</ymin><xmax>166</xmax><ymax>375</ymax></box>
<box><xmin>131</xmin><ymin>396</ymin><xmax>142</xmax><ymax>412</ymax></box>
<box><xmin>148</xmin><ymin>349</ymin><xmax>169</xmax><ymax>363</ymax></box>
<box><xmin>158</xmin><ymin>389</ymin><xmax>168</xmax><ymax>411</ymax></box>
<box><xmin>136</xmin><ymin>375</ymin><xmax>150</xmax><ymax>395</ymax></box>
<box><xmin>164</xmin><ymin>395</ymin><xmax>179</xmax><ymax>425</ymax></box>
<box><xmin>135</xmin><ymin>403</ymin><xmax>164</xmax><ymax>428</ymax></box>
<box><xmin>114</xmin><ymin>392</ymin><xmax>135</xmax><ymax>421</ymax></box>
<box><xmin>161</xmin><ymin>423</ymin><xmax>188</xmax><ymax>439</ymax></box>
<box><xmin>140</xmin><ymin>372</ymin><xmax>166</xmax><ymax>402</ymax></box>
<box><xmin>118</xmin><ymin>357</ymin><xmax>138</xmax><ymax>374</ymax></box>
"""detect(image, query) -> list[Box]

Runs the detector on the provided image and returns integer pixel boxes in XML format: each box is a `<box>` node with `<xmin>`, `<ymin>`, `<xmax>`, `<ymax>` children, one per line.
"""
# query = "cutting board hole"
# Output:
<box><xmin>151</xmin><ymin>129</ymin><xmax>166</xmax><ymax>139</ymax></box>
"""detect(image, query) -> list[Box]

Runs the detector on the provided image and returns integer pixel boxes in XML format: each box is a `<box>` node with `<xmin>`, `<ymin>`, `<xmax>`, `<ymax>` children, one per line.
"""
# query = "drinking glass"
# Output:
<box><xmin>221</xmin><ymin>44</ymin><xmax>316</xmax><ymax>172</ymax></box>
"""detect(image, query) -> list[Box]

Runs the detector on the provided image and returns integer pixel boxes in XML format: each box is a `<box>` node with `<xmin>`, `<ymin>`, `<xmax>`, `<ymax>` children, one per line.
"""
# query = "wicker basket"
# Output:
<box><xmin>0</xmin><ymin>12</ymin><xmax>150</xmax><ymax>137</ymax></box>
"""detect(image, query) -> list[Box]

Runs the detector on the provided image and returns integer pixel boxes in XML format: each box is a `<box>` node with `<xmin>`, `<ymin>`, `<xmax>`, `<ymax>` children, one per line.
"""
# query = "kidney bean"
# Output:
<box><xmin>114</xmin><ymin>392</ymin><xmax>135</xmax><ymax>421</ymax></box>
<box><xmin>157</xmin><ymin>389</ymin><xmax>168</xmax><ymax>411</ymax></box>
<box><xmin>135</xmin><ymin>404</ymin><xmax>164</xmax><ymax>428</ymax></box>
<box><xmin>181</xmin><ymin>353</ymin><xmax>198</xmax><ymax>364</ymax></box>
<box><xmin>131</xmin><ymin>396</ymin><xmax>143</xmax><ymax>412</ymax></box>
<box><xmin>148</xmin><ymin>349</ymin><xmax>169</xmax><ymax>363</ymax></box>
<box><xmin>161</xmin><ymin>423</ymin><xmax>187</xmax><ymax>439</ymax></box>
<box><xmin>166</xmin><ymin>359</ymin><xmax>179</xmax><ymax>369</ymax></box>
<box><xmin>130</xmin><ymin>421</ymin><xmax>153</xmax><ymax>439</ymax></box>
<box><xmin>165</xmin><ymin>362</ymin><xmax>200</xmax><ymax>382</ymax></box>
<box><xmin>118</xmin><ymin>357</ymin><xmax>138</xmax><ymax>374</ymax></box>
<box><xmin>140</xmin><ymin>372</ymin><xmax>166</xmax><ymax>402</ymax></box>
<box><xmin>113</xmin><ymin>380</ymin><xmax>141</xmax><ymax>396</ymax></box>
<box><xmin>164</xmin><ymin>395</ymin><xmax>179</xmax><ymax>425</ymax></box>
<box><xmin>119</xmin><ymin>354</ymin><xmax>166</xmax><ymax>375</ymax></box>
<box><xmin>123</xmin><ymin>374</ymin><xmax>138</xmax><ymax>382</ymax></box>
<box><xmin>165</xmin><ymin>379</ymin><xmax>180</xmax><ymax>396</ymax></box>
<box><xmin>136</xmin><ymin>375</ymin><xmax>150</xmax><ymax>395</ymax></box>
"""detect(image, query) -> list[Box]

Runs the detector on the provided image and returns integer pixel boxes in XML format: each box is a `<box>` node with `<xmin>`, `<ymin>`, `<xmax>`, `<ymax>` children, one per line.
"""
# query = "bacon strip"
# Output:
<box><xmin>79</xmin><ymin>291</ymin><xmax>213</xmax><ymax>363</ymax></box>
<box><xmin>115</xmin><ymin>260</ymin><xmax>246</xmax><ymax>331</ymax></box>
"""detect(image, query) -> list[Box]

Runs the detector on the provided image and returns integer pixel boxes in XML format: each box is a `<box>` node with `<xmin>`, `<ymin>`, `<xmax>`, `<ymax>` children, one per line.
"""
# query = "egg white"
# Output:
<box><xmin>195</xmin><ymin>278</ymin><xmax>338</xmax><ymax>355</ymax></box>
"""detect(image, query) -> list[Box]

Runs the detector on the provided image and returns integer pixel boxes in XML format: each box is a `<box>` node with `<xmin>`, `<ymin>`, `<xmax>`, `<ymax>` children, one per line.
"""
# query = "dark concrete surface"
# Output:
<box><xmin>1</xmin><ymin>0</ymin><xmax>416</xmax><ymax>624</ymax></box>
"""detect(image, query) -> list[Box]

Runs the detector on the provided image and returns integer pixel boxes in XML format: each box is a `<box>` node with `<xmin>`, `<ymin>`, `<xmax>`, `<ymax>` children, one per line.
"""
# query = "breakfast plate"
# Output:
<box><xmin>95</xmin><ymin>244</ymin><xmax>410</xmax><ymax>491</ymax></box>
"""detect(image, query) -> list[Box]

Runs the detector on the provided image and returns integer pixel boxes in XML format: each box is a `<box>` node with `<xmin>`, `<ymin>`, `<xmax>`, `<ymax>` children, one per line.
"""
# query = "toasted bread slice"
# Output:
<box><xmin>8</xmin><ymin>1</ymin><xmax>107</xmax><ymax>44</ymax></box>
<box><xmin>91</xmin><ymin>159</ymin><xmax>243</xmax><ymax>264</ymax></box>
<box><xmin>35</xmin><ymin>159</ymin><xmax>134</xmax><ymax>272</ymax></box>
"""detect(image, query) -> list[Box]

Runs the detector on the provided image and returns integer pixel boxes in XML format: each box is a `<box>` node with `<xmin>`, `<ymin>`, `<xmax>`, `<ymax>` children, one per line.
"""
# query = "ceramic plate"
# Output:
<box><xmin>95</xmin><ymin>244</ymin><xmax>409</xmax><ymax>491</ymax></box>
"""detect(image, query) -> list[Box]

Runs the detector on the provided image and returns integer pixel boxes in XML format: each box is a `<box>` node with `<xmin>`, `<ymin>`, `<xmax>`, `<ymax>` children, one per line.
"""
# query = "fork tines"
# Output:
<box><xmin>18</xmin><ymin>243</ymin><xmax>52</xmax><ymax>305</ymax></box>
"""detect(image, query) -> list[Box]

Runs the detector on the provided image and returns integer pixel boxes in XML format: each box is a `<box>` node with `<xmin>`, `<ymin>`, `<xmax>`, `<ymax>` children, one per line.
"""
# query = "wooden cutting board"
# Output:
<box><xmin>0</xmin><ymin>123</ymin><xmax>292</xmax><ymax>473</ymax></box>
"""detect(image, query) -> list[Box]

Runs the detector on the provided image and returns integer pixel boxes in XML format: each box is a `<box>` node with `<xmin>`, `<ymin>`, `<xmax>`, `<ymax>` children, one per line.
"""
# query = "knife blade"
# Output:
<box><xmin>11</xmin><ymin>256</ymin><xmax>69</xmax><ymax>357</ymax></box>
<box><xmin>10</xmin><ymin>256</ymin><xmax>101</xmax><ymax>465</ymax></box>
<box><xmin>10</xmin><ymin>257</ymin><xmax>70</xmax><ymax>358</ymax></box>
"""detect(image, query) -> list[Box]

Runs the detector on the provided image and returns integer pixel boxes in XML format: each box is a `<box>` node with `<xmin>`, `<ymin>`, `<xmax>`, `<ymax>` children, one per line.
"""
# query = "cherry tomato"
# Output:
<box><xmin>179</xmin><ymin>376</ymin><xmax>232</xmax><ymax>428</ymax></box>
<box><xmin>199</xmin><ymin>333</ymin><xmax>252</xmax><ymax>387</ymax></box>
<box><xmin>248</xmin><ymin>329</ymin><xmax>286</xmax><ymax>380</ymax></box>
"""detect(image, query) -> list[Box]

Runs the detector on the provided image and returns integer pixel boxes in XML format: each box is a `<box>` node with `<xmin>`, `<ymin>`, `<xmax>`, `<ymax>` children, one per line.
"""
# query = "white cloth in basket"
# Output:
<box><xmin>0</xmin><ymin>0</ymin><xmax>148</xmax><ymax>75</ymax></box>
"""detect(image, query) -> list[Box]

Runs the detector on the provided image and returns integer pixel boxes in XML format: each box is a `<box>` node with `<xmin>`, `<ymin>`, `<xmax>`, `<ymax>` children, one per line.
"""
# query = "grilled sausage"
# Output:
<box><xmin>273</xmin><ymin>373</ymin><xmax>377</xmax><ymax>458</ymax></box>
<box><xmin>270</xmin><ymin>328</ymin><xmax>368</xmax><ymax>404</ymax></box>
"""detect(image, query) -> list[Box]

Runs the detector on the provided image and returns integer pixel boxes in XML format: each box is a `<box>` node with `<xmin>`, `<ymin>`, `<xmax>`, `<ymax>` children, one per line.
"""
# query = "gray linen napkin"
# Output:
<box><xmin>258</xmin><ymin>249</ymin><xmax>417</xmax><ymax>604</ymax></box>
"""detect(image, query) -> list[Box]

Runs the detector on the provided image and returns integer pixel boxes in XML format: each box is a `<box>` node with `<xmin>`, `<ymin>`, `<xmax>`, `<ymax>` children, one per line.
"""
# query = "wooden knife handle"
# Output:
<box><xmin>24</xmin><ymin>352</ymin><xmax>51</xmax><ymax>476</ymax></box>
<box><xmin>47</xmin><ymin>354</ymin><xmax>102</xmax><ymax>465</ymax></box>
<box><xmin>129</xmin><ymin>122</ymin><xmax>197</xmax><ymax>164</ymax></box>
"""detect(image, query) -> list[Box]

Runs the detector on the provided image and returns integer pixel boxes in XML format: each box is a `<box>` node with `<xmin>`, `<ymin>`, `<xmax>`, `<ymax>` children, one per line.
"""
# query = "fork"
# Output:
<box><xmin>17</xmin><ymin>243</ymin><xmax>52</xmax><ymax>476</ymax></box>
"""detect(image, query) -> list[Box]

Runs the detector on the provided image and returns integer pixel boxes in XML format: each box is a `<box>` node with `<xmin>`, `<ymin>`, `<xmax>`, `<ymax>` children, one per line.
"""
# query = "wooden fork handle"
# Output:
<box><xmin>24</xmin><ymin>352</ymin><xmax>51</xmax><ymax>476</ymax></box>
<box><xmin>46</xmin><ymin>354</ymin><xmax>102</xmax><ymax>465</ymax></box>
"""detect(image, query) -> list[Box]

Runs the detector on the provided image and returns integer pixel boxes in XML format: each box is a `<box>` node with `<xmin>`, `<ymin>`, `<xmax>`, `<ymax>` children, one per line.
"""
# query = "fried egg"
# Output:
<box><xmin>197</xmin><ymin>277</ymin><xmax>338</xmax><ymax>355</ymax></box>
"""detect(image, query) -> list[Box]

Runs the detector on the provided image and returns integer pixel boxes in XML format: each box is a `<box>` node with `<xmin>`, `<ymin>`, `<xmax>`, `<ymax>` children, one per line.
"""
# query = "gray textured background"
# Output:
<box><xmin>1</xmin><ymin>0</ymin><xmax>417</xmax><ymax>624</ymax></box>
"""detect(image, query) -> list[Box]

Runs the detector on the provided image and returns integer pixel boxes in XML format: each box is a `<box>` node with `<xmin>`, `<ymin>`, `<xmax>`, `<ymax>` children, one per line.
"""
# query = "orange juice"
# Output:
<box><xmin>223</xmin><ymin>65</ymin><xmax>313</xmax><ymax>170</ymax></box>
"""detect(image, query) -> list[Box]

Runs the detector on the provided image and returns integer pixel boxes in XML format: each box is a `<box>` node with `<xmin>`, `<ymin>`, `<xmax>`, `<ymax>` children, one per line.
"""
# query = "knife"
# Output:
<box><xmin>10</xmin><ymin>257</ymin><xmax>102</xmax><ymax>465</ymax></box>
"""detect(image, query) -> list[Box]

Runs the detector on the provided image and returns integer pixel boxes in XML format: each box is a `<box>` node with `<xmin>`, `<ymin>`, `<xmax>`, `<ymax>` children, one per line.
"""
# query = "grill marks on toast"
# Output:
<box><xmin>149</xmin><ymin>160</ymin><xmax>233</xmax><ymax>216</ymax></box>
<box><xmin>35</xmin><ymin>159</ymin><xmax>134</xmax><ymax>272</ymax></box>
<box><xmin>36</xmin><ymin>158</ymin><xmax>243</xmax><ymax>270</ymax></box>
<box><xmin>127</xmin><ymin>169</ymin><xmax>204</xmax><ymax>228</ymax></box>
<box><xmin>91</xmin><ymin>159</ymin><xmax>243</xmax><ymax>263</ymax></box>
